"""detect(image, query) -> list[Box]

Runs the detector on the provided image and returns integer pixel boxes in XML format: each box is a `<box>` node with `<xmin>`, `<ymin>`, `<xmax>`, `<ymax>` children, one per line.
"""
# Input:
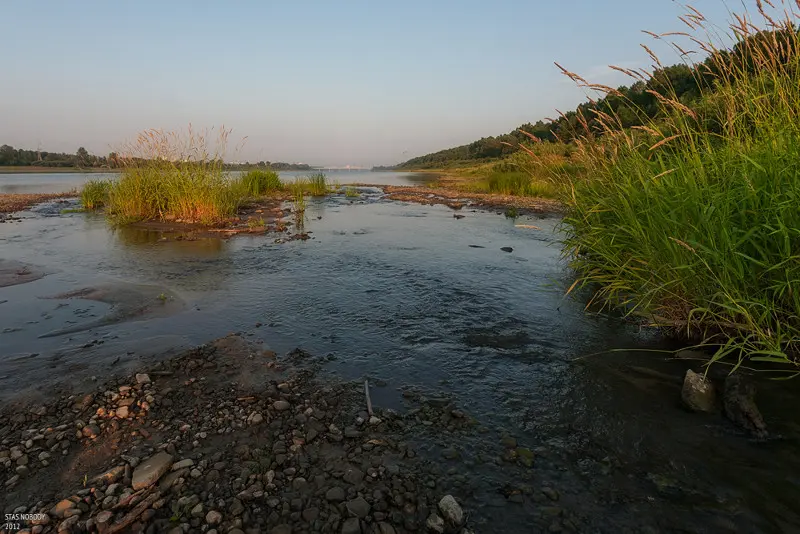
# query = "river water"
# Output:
<box><xmin>1</xmin><ymin>175</ymin><xmax>799</xmax><ymax>532</ymax></box>
<box><xmin>0</xmin><ymin>169</ymin><xmax>430</xmax><ymax>194</ymax></box>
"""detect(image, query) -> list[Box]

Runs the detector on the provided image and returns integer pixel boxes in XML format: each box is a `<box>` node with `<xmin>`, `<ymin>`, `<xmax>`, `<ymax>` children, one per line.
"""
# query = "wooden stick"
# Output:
<box><xmin>108</xmin><ymin>491</ymin><xmax>161</xmax><ymax>534</ymax></box>
<box><xmin>364</xmin><ymin>380</ymin><xmax>373</xmax><ymax>416</ymax></box>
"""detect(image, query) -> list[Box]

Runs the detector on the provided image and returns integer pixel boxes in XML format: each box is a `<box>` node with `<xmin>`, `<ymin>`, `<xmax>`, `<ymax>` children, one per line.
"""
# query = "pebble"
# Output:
<box><xmin>205</xmin><ymin>510</ymin><xmax>223</xmax><ymax>525</ymax></box>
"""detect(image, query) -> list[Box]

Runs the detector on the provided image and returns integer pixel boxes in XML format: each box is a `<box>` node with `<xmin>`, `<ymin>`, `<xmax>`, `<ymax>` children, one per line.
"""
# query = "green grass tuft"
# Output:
<box><xmin>306</xmin><ymin>172</ymin><xmax>328</xmax><ymax>196</ymax></box>
<box><xmin>541</xmin><ymin>4</ymin><xmax>800</xmax><ymax>371</ymax></box>
<box><xmin>239</xmin><ymin>169</ymin><xmax>283</xmax><ymax>196</ymax></box>
<box><xmin>80</xmin><ymin>179</ymin><xmax>111</xmax><ymax>210</ymax></box>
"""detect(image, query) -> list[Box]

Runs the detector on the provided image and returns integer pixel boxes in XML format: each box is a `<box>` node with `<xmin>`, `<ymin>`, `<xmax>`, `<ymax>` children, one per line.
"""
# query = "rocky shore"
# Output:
<box><xmin>0</xmin><ymin>194</ymin><xmax>74</xmax><ymax>218</ymax></box>
<box><xmin>1</xmin><ymin>335</ymin><xmax>480</xmax><ymax>534</ymax></box>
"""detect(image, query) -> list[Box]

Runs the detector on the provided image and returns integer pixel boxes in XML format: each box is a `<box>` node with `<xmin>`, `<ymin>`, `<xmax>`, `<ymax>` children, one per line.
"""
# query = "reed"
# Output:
<box><xmin>239</xmin><ymin>169</ymin><xmax>283</xmax><ymax>196</ymax></box>
<box><xmin>106</xmin><ymin>126</ymin><xmax>246</xmax><ymax>225</ymax></box>
<box><xmin>539</xmin><ymin>1</ymin><xmax>800</xmax><ymax>371</ymax></box>
<box><xmin>80</xmin><ymin>179</ymin><xmax>111</xmax><ymax>210</ymax></box>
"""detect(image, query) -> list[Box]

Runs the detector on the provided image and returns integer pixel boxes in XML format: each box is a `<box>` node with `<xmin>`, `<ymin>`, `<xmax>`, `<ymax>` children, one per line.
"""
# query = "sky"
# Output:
<box><xmin>1</xmin><ymin>1</ymin><xmax>746</xmax><ymax>166</ymax></box>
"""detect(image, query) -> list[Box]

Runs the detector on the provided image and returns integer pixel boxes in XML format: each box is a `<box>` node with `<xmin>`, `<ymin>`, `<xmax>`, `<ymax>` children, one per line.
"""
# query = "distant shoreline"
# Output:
<box><xmin>0</xmin><ymin>166</ymin><xmax>121</xmax><ymax>174</ymax></box>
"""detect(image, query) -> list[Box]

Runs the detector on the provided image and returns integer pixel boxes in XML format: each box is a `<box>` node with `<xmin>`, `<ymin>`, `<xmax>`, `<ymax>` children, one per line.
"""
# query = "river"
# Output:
<box><xmin>1</xmin><ymin>174</ymin><xmax>799</xmax><ymax>532</ymax></box>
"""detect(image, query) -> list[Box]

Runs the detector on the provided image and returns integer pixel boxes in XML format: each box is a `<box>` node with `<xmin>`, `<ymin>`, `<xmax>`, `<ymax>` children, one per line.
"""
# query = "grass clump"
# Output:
<box><xmin>306</xmin><ymin>172</ymin><xmax>328</xmax><ymax>196</ymax></box>
<box><xmin>542</xmin><ymin>2</ymin><xmax>800</xmax><ymax>371</ymax></box>
<box><xmin>239</xmin><ymin>169</ymin><xmax>283</xmax><ymax>196</ymax></box>
<box><xmin>344</xmin><ymin>187</ymin><xmax>360</xmax><ymax>198</ymax></box>
<box><xmin>80</xmin><ymin>179</ymin><xmax>111</xmax><ymax>210</ymax></box>
<box><xmin>106</xmin><ymin>127</ymin><xmax>246</xmax><ymax>225</ymax></box>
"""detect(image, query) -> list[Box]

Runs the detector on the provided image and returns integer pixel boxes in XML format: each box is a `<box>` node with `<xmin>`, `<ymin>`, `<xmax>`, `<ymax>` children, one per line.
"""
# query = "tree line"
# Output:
<box><xmin>392</xmin><ymin>25</ymin><xmax>797</xmax><ymax>169</ymax></box>
<box><xmin>0</xmin><ymin>144</ymin><xmax>311</xmax><ymax>171</ymax></box>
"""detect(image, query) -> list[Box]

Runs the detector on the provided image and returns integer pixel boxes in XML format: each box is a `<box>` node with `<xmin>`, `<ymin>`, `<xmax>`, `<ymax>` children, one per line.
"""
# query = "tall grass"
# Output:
<box><xmin>80</xmin><ymin>179</ymin><xmax>111</xmax><ymax>210</ymax></box>
<box><xmin>306</xmin><ymin>172</ymin><xmax>328</xmax><ymax>196</ymax></box>
<box><xmin>538</xmin><ymin>2</ymin><xmax>800</xmax><ymax>371</ymax></box>
<box><xmin>106</xmin><ymin>127</ymin><xmax>246</xmax><ymax>225</ymax></box>
<box><xmin>239</xmin><ymin>169</ymin><xmax>283</xmax><ymax>196</ymax></box>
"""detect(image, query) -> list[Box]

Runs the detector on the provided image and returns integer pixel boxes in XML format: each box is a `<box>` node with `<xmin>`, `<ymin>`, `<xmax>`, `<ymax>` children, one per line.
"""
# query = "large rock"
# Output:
<box><xmin>346</xmin><ymin>496</ymin><xmax>370</xmax><ymax>518</ymax></box>
<box><xmin>724</xmin><ymin>374</ymin><xmax>768</xmax><ymax>438</ymax></box>
<box><xmin>132</xmin><ymin>452</ymin><xmax>173</xmax><ymax>490</ymax></box>
<box><xmin>681</xmin><ymin>369</ymin><xmax>716</xmax><ymax>412</ymax></box>
<box><xmin>438</xmin><ymin>495</ymin><xmax>464</xmax><ymax>526</ymax></box>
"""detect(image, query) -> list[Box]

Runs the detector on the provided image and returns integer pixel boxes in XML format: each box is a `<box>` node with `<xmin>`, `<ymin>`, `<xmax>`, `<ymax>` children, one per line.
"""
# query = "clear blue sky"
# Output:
<box><xmin>2</xmin><ymin>1</ymin><xmax>740</xmax><ymax>166</ymax></box>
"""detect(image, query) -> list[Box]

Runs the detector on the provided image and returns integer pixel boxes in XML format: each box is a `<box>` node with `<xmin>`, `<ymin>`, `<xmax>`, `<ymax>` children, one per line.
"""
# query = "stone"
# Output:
<box><xmin>132</xmin><ymin>452</ymin><xmax>173</xmax><ymax>490</ymax></box>
<box><xmin>51</xmin><ymin>499</ymin><xmax>76</xmax><ymax>518</ymax></box>
<box><xmin>191</xmin><ymin>503</ymin><xmax>204</xmax><ymax>518</ymax></box>
<box><xmin>426</xmin><ymin>513</ymin><xmax>445</xmax><ymax>533</ymax></box>
<box><xmin>135</xmin><ymin>373</ymin><xmax>151</xmax><ymax>384</ymax></box>
<box><xmin>230</xmin><ymin>498</ymin><xmax>245</xmax><ymax>516</ymax></box>
<box><xmin>172</xmin><ymin>458</ymin><xmax>194</xmax><ymax>470</ymax></box>
<box><xmin>542</xmin><ymin>487</ymin><xmax>560</xmax><ymax>501</ymax></box>
<box><xmin>438</xmin><ymin>495</ymin><xmax>464</xmax><ymax>526</ymax></box>
<box><xmin>501</xmin><ymin>246</ymin><xmax>513</xmax><ymax>253</ymax></box>
<box><xmin>516</xmin><ymin>447</ymin><xmax>535</xmax><ymax>468</ymax></box>
<box><xmin>341</xmin><ymin>517</ymin><xmax>361</xmax><ymax>534</ymax></box>
<box><xmin>116</xmin><ymin>406</ymin><xmax>129</xmax><ymax>419</ymax></box>
<box><xmin>270</xmin><ymin>525</ymin><xmax>292</xmax><ymax>534</ymax></box>
<box><xmin>342</xmin><ymin>467</ymin><xmax>364</xmax><ymax>485</ymax></box>
<box><xmin>302</xmin><ymin>507</ymin><xmax>319</xmax><ymax>522</ymax></box>
<box><xmin>248</xmin><ymin>412</ymin><xmax>264</xmax><ymax>425</ymax></box>
<box><xmin>681</xmin><ymin>369</ymin><xmax>716</xmax><ymax>412</ymax></box>
<box><xmin>346</xmin><ymin>496</ymin><xmax>370</xmax><ymax>518</ymax></box>
<box><xmin>82</xmin><ymin>424</ymin><xmax>100</xmax><ymax>438</ymax></box>
<box><xmin>38</xmin><ymin>451</ymin><xmax>51</xmax><ymax>462</ymax></box>
<box><xmin>273</xmin><ymin>400</ymin><xmax>291</xmax><ymax>411</ymax></box>
<box><xmin>205</xmin><ymin>510</ymin><xmax>223</xmax><ymax>525</ymax></box>
<box><xmin>724</xmin><ymin>374</ymin><xmax>767</xmax><ymax>438</ymax></box>
<box><xmin>326</xmin><ymin>486</ymin><xmax>346</xmax><ymax>502</ymax></box>
<box><xmin>375</xmin><ymin>522</ymin><xmax>396</xmax><ymax>534</ymax></box>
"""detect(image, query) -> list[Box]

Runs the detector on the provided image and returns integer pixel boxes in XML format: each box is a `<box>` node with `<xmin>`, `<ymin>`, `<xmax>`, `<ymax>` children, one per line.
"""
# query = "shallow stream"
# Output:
<box><xmin>1</xmin><ymin>177</ymin><xmax>799</xmax><ymax>532</ymax></box>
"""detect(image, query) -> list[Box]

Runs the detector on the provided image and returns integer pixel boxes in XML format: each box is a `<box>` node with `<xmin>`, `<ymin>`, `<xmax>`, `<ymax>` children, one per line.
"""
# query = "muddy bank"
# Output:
<box><xmin>0</xmin><ymin>335</ymin><xmax>519</xmax><ymax>534</ymax></box>
<box><xmin>356</xmin><ymin>185</ymin><xmax>562</xmax><ymax>215</ymax></box>
<box><xmin>127</xmin><ymin>198</ymin><xmax>296</xmax><ymax>241</ymax></box>
<box><xmin>0</xmin><ymin>194</ymin><xmax>75</xmax><ymax>215</ymax></box>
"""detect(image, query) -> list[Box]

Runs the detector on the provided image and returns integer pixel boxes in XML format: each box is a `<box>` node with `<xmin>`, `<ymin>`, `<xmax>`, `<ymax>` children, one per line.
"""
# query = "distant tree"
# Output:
<box><xmin>0</xmin><ymin>144</ymin><xmax>15</xmax><ymax>165</ymax></box>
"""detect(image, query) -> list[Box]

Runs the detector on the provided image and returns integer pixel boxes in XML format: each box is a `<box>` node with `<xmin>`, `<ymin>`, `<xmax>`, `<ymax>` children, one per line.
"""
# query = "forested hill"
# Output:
<box><xmin>392</xmin><ymin>62</ymin><xmax>702</xmax><ymax>170</ymax></box>
<box><xmin>389</xmin><ymin>26</ymin><xmax>793</xmax><ymax>170</ymax></box>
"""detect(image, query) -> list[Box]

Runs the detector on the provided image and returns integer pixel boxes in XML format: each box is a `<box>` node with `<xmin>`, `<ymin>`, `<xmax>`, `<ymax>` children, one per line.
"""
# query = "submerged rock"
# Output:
<box><xmin>438</xmin><ymin>495</ymin><xmax>464</xmax><ymax>527</ymax></box>
<box><xmin>500</xmin><ymin>247</ymin><xmax>513</xmax><ymax>253</ymax></box>
<box><xmin>724</xmin><ymin>374</ymin><xmax>768</xmax><ymax>438</ymax></box>
<box><xmin>681</xmin><ymin>369</ymin><xmax>716</xmax><ymax>412</ymax></box>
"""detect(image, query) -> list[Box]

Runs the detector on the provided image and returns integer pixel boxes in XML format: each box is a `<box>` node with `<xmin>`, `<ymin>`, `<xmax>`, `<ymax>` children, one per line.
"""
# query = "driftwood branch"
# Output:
<box><xmin>364</xmin><ymin>380</ymin><xmax>373</xmax><ymax>416</ymax></box>
<box><xmin>108</xmin><ymin>491</ymin><xmax>161</xmax><ymax>534</ymax></box>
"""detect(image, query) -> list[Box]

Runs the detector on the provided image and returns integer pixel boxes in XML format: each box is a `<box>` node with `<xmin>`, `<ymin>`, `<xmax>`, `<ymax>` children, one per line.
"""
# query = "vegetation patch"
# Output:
<box><xmin>535</xmin><ymin>4</ymin><xmax>800</xmax><ymax>371</ymax></box>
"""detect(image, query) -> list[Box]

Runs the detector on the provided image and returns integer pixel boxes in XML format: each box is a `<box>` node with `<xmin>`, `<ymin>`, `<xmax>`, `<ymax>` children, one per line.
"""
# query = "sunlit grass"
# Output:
<box><xmin>536</xmin><ymin>2</ymin><xmax>800</xmax><ymax>371</ymax></box>
<box><xmin>80</xmin><ymin>179</ymin><xmax>111</xmax><ymax>210</ymax></box>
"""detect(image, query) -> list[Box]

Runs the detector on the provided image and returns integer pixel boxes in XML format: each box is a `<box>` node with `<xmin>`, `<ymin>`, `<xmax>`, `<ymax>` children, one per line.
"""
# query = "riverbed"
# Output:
<box><xmin>1</xmin><ymin>183</ymin><xmax>800</xmax><ymax>532</ymax></box>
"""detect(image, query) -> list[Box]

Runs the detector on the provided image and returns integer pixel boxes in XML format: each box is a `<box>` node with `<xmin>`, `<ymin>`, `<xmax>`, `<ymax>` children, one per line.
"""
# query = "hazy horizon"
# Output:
<box><xmin>3</xmin><ymin>1</ymin><xmax>739</xmax><ymax>167</ymax></box>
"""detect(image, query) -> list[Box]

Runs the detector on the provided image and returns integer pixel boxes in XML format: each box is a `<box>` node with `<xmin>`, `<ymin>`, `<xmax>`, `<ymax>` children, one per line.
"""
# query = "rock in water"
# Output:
<box><xmin>438</xmin><ymin>495</ymin><xmax>464</xmax><ymax>526</ymax></box>
<box><xmin>681</xmin><ymin>369</ymin><xmax>716</xmax><ymax>412</ymax></box>
<box><xmin>132</xmin><ymin>452</ymin><xmax>173</xmax><ymax>490</ymax></box>
<box><xmin>426</xmin><ymin>513</ymin><xmax>445</xmax><ymax>533</ymax></box>
<box><xmin>724</xmin><ymin>374</ymin><xmax>768</xmax><ymax>438</ymax></box>
<box><xmin>501</xmin><ymin>247</ymin><xmax>513</xmax><ymax>253</ymax></box>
